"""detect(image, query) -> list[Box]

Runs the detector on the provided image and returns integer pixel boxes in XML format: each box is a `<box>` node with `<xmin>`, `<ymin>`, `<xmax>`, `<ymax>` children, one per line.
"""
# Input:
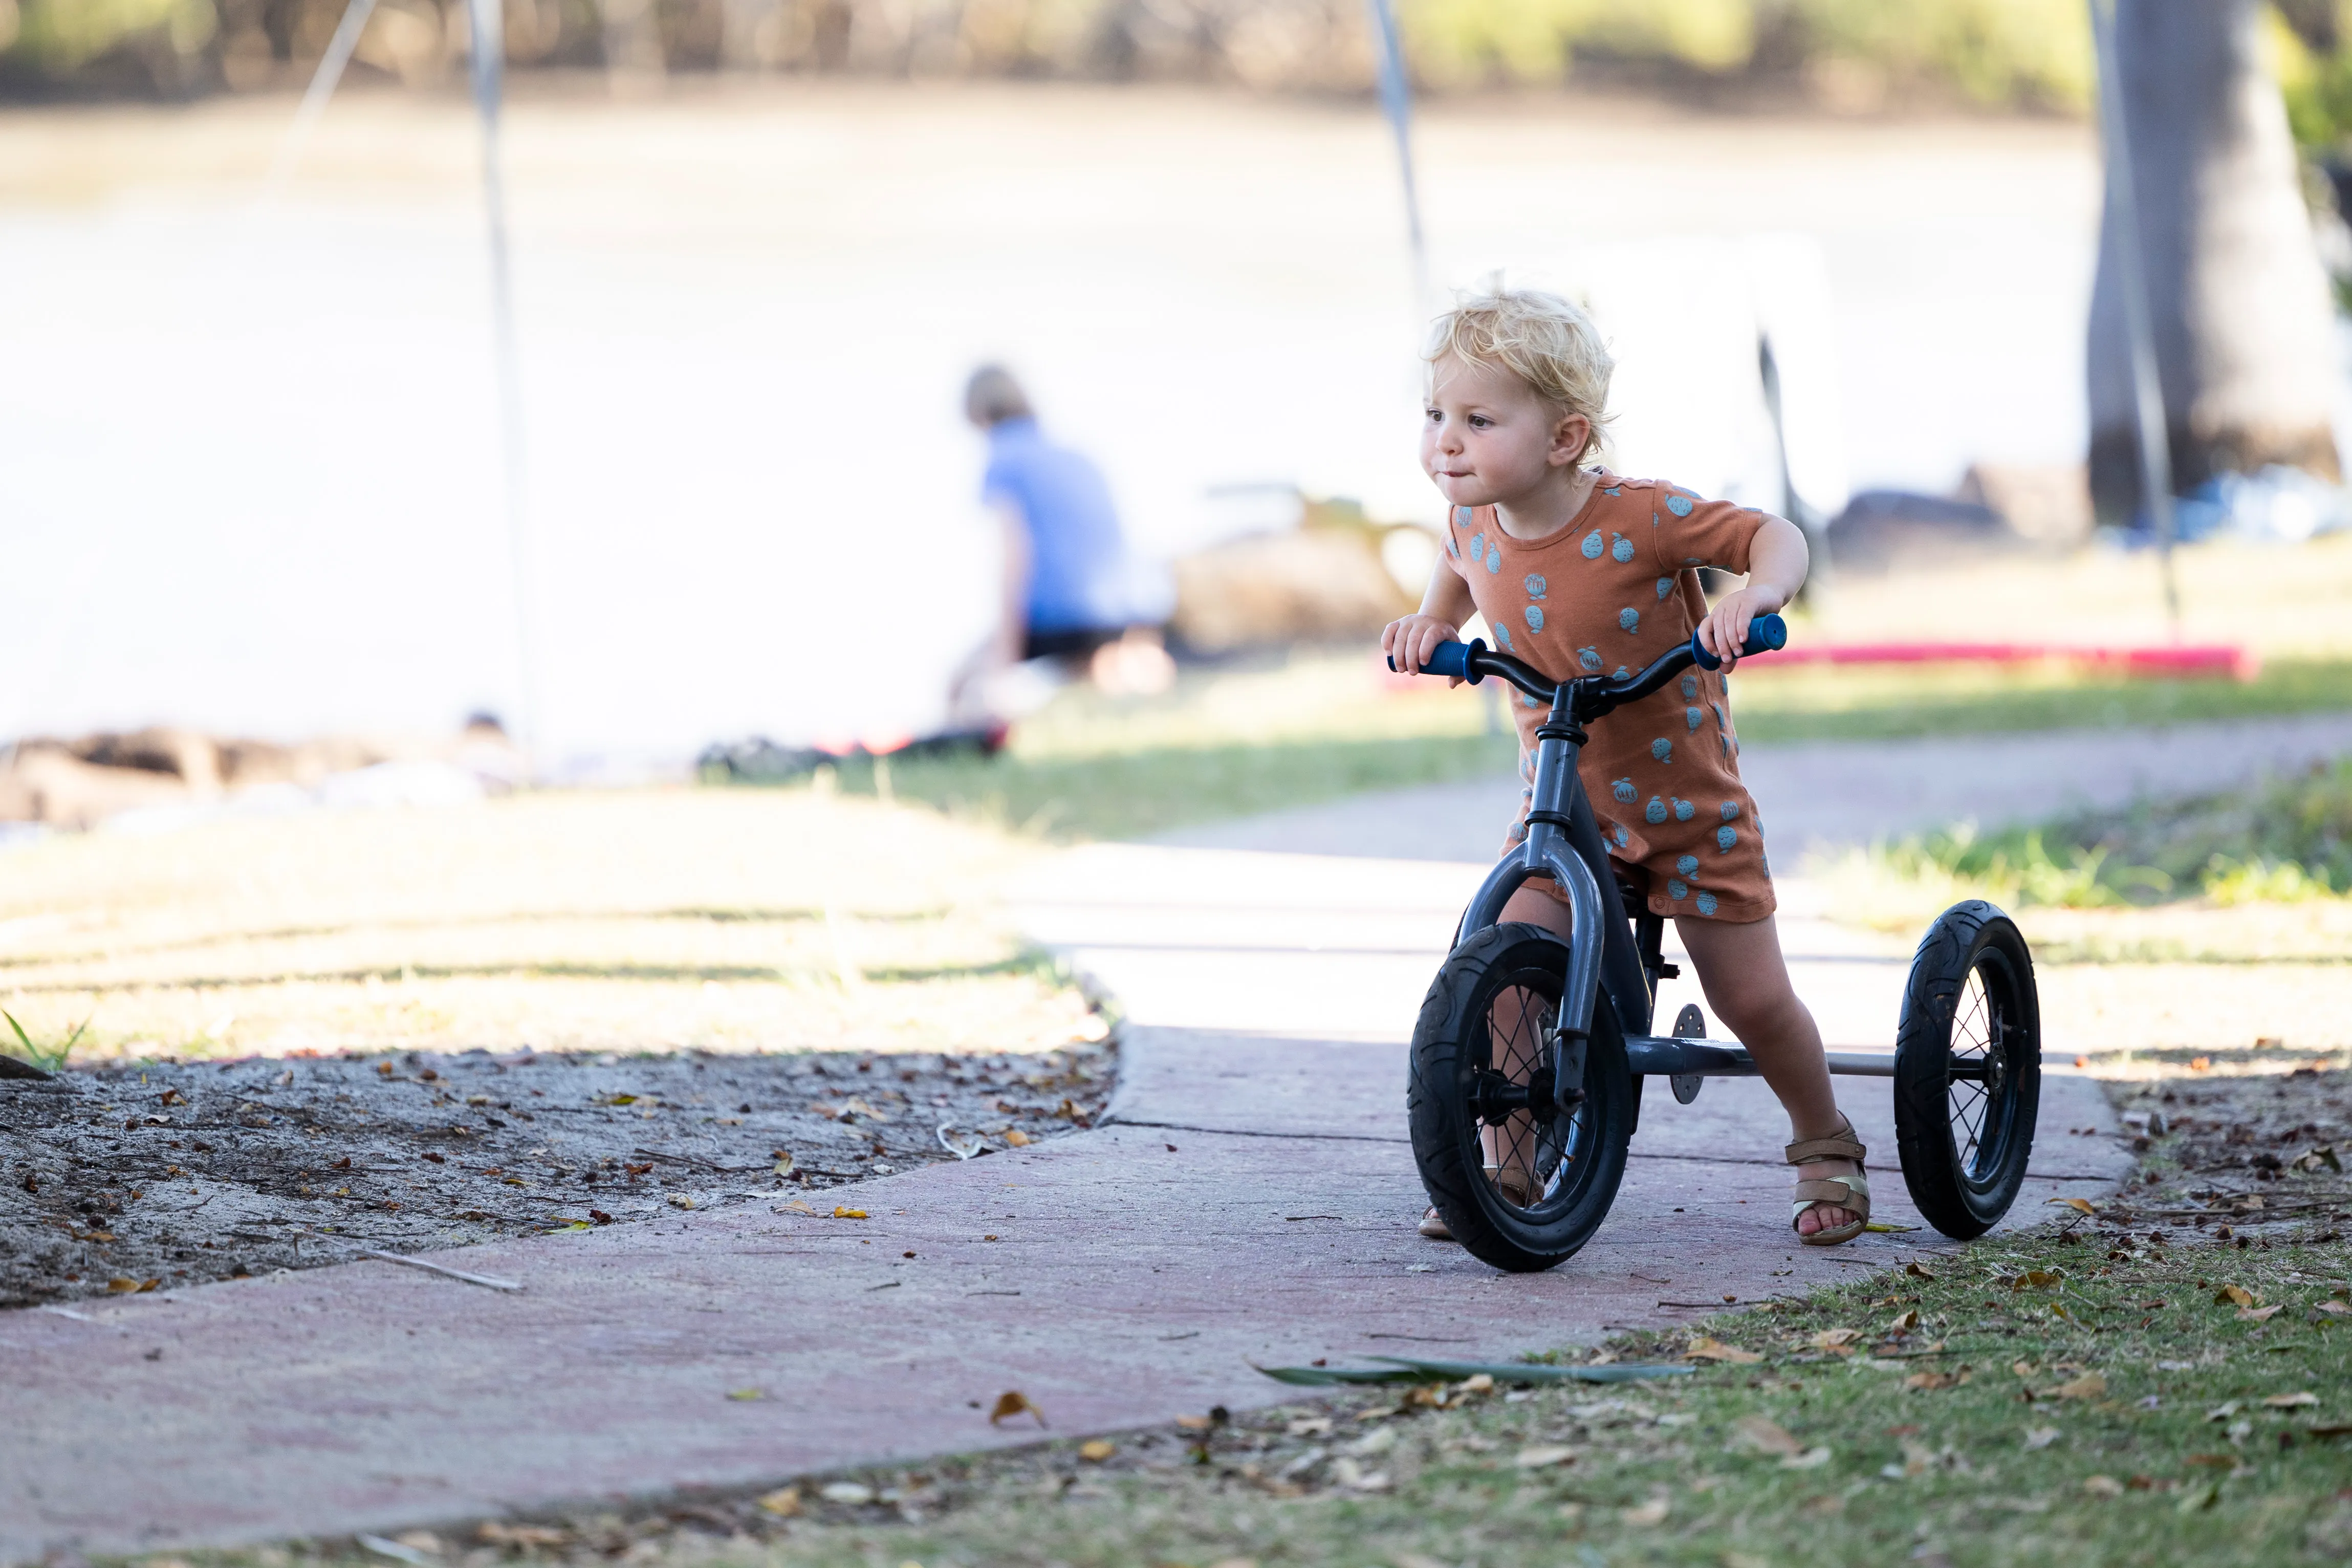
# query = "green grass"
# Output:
<box><xmin>1729</xmin><ymin>657</ymin><xmax>2352</xmax><ymax>746</ymax></box>
<box><xmin>1856</xmin><ymin>758</ymin><xmax>2352</xmax><ymax>911</ymax></box>
<box><xmin>714</xmin><ymin>651</ymin><xmax>2352</xmax><ymax>847</ymax></box>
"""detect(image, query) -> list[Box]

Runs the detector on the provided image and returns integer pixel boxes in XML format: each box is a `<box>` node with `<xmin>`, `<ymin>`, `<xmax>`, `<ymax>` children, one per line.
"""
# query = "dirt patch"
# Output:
<box><xmin>2090</xmin><ymin>1063</ymin><xmax>2352</xmax><ymax>1244</ymax></box>
<box><xmin>0</xmin><ymin>1041</ymin><xmax>1110</xmax><ymax>1309</ymax></box>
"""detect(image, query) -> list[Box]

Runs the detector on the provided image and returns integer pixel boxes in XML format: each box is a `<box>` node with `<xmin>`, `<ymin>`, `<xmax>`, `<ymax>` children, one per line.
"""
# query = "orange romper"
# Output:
<box><xmin>1441</xmin><ymin>472</ymin><xmax>1777</xmax><ymax>923</ymax></box>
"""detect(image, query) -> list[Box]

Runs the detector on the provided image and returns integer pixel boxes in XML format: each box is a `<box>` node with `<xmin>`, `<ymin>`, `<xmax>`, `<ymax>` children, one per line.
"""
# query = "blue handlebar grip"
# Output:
<box><xmin>1385</xmin><ymin>638</ymin><xmax>1484</xmax><ymax>682</ymax></box>
<box><xmin>1690</xmin><ymin>613</ymin><xmax>1788</xmax><ymax>672</ymax></box>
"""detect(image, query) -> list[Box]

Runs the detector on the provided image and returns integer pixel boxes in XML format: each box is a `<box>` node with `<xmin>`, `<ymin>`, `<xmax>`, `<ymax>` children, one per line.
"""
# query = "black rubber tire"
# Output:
<box><xmin>1893</xmin><ymin>900</ymin><xmax>2042</xmax><ymax>1239</ymax></box>
<box><xmin>1407</xmin><ymin>922</ymin><xmax>1636</xmax><ymax>1272</ymax></box>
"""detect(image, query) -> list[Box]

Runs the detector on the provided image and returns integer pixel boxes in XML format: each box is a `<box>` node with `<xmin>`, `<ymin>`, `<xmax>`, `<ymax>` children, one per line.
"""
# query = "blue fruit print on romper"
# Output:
<box><xmin>1611</xmin><ymin>823</ymin><xmax>1629</xmax><ymax>847</ymax></box>
<box><xmin>1486</xmin><ymin>543</ymin><xmax>1502</xmax><ymax>573</ymax></box>
<box><xmin>1665</xmin><ymin>493</ymin><xmax>1694</xmax><ymax>518</ymax></box>
<box><xmin>1612</xmin><ymin>778</ymin><xmax>1637</xmax><ymax>804</ymax></box>
<box><xmin>1620</xmin><ymin>608</ymin><xmax>1640</xmax><ymax>633</ymax></box>
<box><xmin>1667</xmin><ymin>878</ymin><xmax>1688</xmax><ymax>900</ymax></box>
<box><xmin>1675</xmin><ymin>854</ymin><xmax>1699</xmax><ymax>876</ymax></box>
<box><xmin>1650</xmin><ymin>737</ymin><xmax>1672</xmax><ymax>763</ymax></box>
<box><xmin>1468</xmin><ymin>532</ymin><xmax>1483</xmax><ymax>565</ymax></box>
<box><xmin>1685</xmin><ymin>706</ymin><xmax>1704</xmax><ymax>732</ymax></box>
<box><xmin>1645</xmin><ymin>796</ymin><xmax>1668</xmax><ymax>824</ymax></box>
<box><xmin>1721</xmin><ymin>800</ymin><xmax>1740</xmax><ymax>821</ymax></box>
<box><xmin>1581</xmin><ymin>530</ymin><xmax>1604</xmax><ymax>559</ymax></box>
<box><xmin>1492</xmin><ymin>622</ymin><xmax>1513</xmax><ymax>651</ymax></box>
<box><xmin>1717</xmin><ymin>825</ymin><xmax>1738</xmax><ymax>853</ymax></box>
<box><xmin>1444</xmin><ymin>532</ymin><xmax>1458</xmax><ymax>559</ymax></box>
<box><xmin>1525</xmin><ymin>574</ymin><xmax>1547</xmax><ymax>601</ymax></box>
<box><xmin>1525</xmin><ymin>605</ymin><xmax>1544</xmax><ymax>633</ymax></box>
<box><xmin>1656</xmin><ymin>577</ymin><xmax>1674</xmax><ymax>600</ymax></box>
<box><xmin>1674</xmin><ymin>798</ymin><xmax>1695</xmax><ymax>821</ymax></box>
<box><xmin>1680</xmin><ymin>673</ymin><xmax>1698</xmax><ymax>700</ymax></box>
<box><xmin>1614</xmin><ymin>666</ymin><xmax>1632</xmax><ymax>678</ymax></box>
<box><xmin>1604</xmin><ymin>486</ymin><xmax>1623</xmax><ymax>496</ymax></box>
<box><xmin>1579</xmin><ymin>646</ymin><xmax>1603</xmax><ymax>672</ymax></box>
<box><xmin>1695</xmin><ymin>891</ymin><xmax>1718</xmax><ymax>916</ymax></box>
<box><xmin>1611</xmin><ymin>534</ymin><xmax>1635</xmax><ymax>562</ymax></box>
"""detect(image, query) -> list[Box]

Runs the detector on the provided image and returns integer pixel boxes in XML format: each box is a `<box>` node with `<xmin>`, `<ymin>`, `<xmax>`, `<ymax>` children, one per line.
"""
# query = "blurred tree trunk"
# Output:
<box><xmin>2087</xmin><ymin>0</ymin><xmax>2342</xmax><ymax>525</ymax></box>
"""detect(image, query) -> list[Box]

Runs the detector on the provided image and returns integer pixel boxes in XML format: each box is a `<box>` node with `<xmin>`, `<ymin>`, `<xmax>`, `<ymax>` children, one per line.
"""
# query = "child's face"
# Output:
<box><xmin>1420</xmin><ymin>353</ymin><xmax>1588</xmax><ymax>509</ymax></box>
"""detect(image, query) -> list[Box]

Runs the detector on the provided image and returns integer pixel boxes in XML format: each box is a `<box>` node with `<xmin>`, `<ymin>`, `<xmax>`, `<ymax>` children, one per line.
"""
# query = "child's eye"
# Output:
<box><xmin>1424</xmin><ymin>407</ymin><xmax>1442</xmax><ymax>423</ymax></box>
<box><xmin>1468</xmin><ymin>415</ymin><xmax>1492</xmax><ymax>429</ymax></box>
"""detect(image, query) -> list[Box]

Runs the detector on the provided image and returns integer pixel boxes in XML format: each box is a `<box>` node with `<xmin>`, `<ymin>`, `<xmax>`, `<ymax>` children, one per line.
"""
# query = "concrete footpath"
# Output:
<box><xmin>0</xmin><ymin>772</ymin><xmax>2139</xmax><ymax>1562</ymax></box>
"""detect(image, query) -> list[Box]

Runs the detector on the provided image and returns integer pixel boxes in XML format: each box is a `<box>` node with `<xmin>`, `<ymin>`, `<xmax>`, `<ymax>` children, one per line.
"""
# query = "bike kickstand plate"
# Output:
<box><xmin>1670</xmin><ymin>1003</ymin><xmax>1705</xmax><ymax>1105</ymax></box>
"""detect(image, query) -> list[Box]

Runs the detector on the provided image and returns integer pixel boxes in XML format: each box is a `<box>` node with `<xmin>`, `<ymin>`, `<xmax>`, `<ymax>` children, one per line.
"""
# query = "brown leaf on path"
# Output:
<box><xmin>1684</xmin><ymin>1336</ymin><xmax>1762</xmax><ymax>1364</ymax></box>
<box><xmin>2214</xmin><ymin>1284</ymin><xmax>2257</xmax><ymax>1308</ymax></box>
<box><xmin>755</xmin><ymin>1488</ymin><xmax>801</xmax><ymax>1518</ymax></box>
<box><xmin>1728</xmin><ymin>1414</ymin><xmax>1805</xmax><ymax>1457</ymax></box>
<box><xmin>2239</xmin><ymin>1305</ymin><xmax>2283</xmax><ymax>1323</ymax></box>
<box><xmin>2011</xmin><ymin>1270</ymin><xmax>2061</xmax><ymax>1291</ymax></box>
<box><xmin>772</xmin><ymin>1152</ymin><xmax>795</xmax><ymax>1178</ymax></box>
<box><xmin>1888</xmin><ymin>1309</ymin><xmax>1921</xmax><ymax>1332</ymax></box>
<box><xmin>2053</xmin><ymin>1373</ymin><xmax>2107</xmax><ymax>1400</ymax></box>
<box><xmin>1513</xmin><ymin>1444</ymin><xmax>1577</xmax><ymax>1469</ymax></box>
<box><xmin>1004</xmin><ymin>1129</ymin><xmax>1032</xmax><ymax>1148</ymax></box>
<box><xmin>106</xmin><ymin>1277</ymin><xmax>140</xmax><ymax>1293</ymax></box>
<box><xmin>477</xmin><ymin>1522</ymin><xmax>567</xmax><ymax>1549</ymax></box>
<box><xmin>2263</xmin><ymin>1391</ymin><xmax>2319</xmax><ymax>1408</ymax></box>
<box><xmin>1904</xmin><ymin>1261</ymin><xmax>1937</xmax><ymax>1280</ymax></box>
<box><xmin>1808</xmin><ymin>1328</ymin><xmax>1863</xmax><ymax>1354</ymax></box>
<box><xmin>2316</xmin><ymin>1301</ymin><xmax>2350</xmax><ymax>1317</ymax></box>
<box><xmin>2046</xmin><ymin>1197</ymin><xmax>2097</xmax><ymax>1217</ymax></box>
<box><xmin>989</xmin><ymin>1390</ymin><xmax>1046</xmax><ymax>1427</ymax></box>
<box><xmin>1079</xmin><ymin>1439</ymin><xmax>1116</xmax><ymax>1462</ymax></box>
<box><xmin>831</xmin><ymin>1206</ymin><xmax>867</xmax><ymax>1219</ymax></box>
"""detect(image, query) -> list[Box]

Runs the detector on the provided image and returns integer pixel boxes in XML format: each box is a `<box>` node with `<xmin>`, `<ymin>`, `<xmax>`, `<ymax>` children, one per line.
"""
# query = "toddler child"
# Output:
<box><xmin>1381</xmin><ymin>289</ymin><xmax>1868</xmax><ymax>1247</ymax></box>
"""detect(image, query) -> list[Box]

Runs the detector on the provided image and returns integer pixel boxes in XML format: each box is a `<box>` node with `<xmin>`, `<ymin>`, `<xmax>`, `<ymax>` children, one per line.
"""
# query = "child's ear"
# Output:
<box><xmin>1551</xmin><ymin>413</ymin><xmax>1590</xmax><ymax>466</ymax></box>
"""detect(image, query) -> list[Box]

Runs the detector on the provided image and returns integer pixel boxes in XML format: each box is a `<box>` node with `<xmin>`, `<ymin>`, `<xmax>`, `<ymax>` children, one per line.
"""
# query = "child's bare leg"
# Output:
<box><xmin>1673</xmin><ymin>913</ymin><xmax>1858</xmax><ymax>1237</ymax></box>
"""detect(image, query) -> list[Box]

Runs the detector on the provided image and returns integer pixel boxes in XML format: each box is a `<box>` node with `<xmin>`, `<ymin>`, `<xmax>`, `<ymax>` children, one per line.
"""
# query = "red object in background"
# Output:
<box><xmin>1760</xmin><ymin>642</ymin><xmax>2259</xmax><ymax>681</ymax></box>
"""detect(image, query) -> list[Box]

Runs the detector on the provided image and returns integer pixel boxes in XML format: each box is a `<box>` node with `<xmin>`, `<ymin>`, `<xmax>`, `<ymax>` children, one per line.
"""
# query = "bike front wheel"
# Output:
<box><xmin>1407</xmin><ymin>922</ymin><xmax>1635</xmax><ymax>1272</ymax></box>
<box><xmin>1893</xmin><ymin>900</ymin><xmax>2042</xmax><ymax>1238</ymax></box>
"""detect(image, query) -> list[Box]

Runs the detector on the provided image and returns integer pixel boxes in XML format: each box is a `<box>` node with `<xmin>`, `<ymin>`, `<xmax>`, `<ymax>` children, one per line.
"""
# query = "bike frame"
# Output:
<box><xmin>1425</xmin><ymin>628</ymin><xmax>1904</xmax><ymax>1118</ymax></box>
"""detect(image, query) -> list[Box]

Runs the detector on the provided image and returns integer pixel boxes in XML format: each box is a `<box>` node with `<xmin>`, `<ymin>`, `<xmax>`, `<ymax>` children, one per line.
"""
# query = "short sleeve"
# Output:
<box><xmin>1439</xmin><ymin>504</ymin><xmax>1475</xmax><ymax>576</ymax></box>
<box><xmin>1648</xmin><ymin>486</ymin><xmax>1769</xmax><ymax>576</ymax></box>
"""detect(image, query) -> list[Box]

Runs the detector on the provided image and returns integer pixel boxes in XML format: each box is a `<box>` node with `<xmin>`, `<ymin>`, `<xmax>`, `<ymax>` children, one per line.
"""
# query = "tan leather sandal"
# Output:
<box><xmin>1787</xmin><ymin>1119</ymin><xmax>1870</xmax><ymax>1247</ymax></box>
<box><xmin>1419</xmin><ymin>1165</ymin><xmax>1539</xmax><ymax>1240</ymax></box>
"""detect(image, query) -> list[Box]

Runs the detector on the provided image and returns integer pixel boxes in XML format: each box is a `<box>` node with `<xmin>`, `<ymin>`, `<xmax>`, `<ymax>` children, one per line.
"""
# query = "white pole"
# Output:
<box><xmin>2087</xmin><ymin>0</ymin><xmax>2183</xmax><ymax>633</ymax></box>
<box><xmin>468</xmin><ymin>0</ymin><xmax>541</xmax><ymax>767</ymax></box>
<box><xmin>1363</xmin><ymin>0</ymin><xmax>1431</xmax><ymax>314</ymax></box>
<box><xmin>260</xmin><ymin>0</ymin><xmax>379</xmax><ymax>201</ymax></box>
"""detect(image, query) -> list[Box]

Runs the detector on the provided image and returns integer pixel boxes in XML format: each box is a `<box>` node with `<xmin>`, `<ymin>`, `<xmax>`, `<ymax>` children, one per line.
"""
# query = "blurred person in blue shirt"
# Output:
<box><xmin>950</xmin><ymin>365</ymin><xmax>1173</xmax><ymax>721</ymax></box>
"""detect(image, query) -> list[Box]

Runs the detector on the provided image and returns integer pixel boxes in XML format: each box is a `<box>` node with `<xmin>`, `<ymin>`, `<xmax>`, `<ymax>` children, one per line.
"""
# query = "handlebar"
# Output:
<box><xmin>1387</xmin><ymin>614</ymin><xmax>1789</xmax><ymax>718</ymax></box>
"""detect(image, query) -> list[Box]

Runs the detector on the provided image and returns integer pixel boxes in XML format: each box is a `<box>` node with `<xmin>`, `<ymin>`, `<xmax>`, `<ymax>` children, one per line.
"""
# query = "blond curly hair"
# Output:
<box><xmin>1426</xmin><ymin>288</ymin><xmax>1614</xmax><ymax>463</ymax></box>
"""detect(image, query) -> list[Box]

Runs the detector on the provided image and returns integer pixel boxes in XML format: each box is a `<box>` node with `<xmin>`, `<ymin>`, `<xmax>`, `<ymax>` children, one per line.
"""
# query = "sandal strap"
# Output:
<box><xmin>1789</xmin><ymin>1172</ymin><xmax>1871</xmax><ymax>1222</ymax></box>
<box><xmin>1785</xmin><ymin>1118</ymin><xmax>1867</xmax><ymax>1166</ymax></box>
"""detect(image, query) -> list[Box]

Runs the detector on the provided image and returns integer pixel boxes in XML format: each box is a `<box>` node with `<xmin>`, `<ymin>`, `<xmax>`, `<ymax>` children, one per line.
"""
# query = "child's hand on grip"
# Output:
<box><xmin>1695</xmin><ymin>584</ymin><xmax>1786</xmax><ymax>670</ymax></box>
<box><xmin>1382</xmin><ymin>614</ymin><xmax>1464</xmax><ymax>685</ymax></box>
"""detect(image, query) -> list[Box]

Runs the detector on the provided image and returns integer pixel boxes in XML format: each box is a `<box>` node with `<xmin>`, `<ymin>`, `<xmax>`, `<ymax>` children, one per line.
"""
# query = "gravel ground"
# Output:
<box><xmin>0</xmin><ymin>1041</ymin><xmax>1111</xmax><ymax>1309</ymax></box>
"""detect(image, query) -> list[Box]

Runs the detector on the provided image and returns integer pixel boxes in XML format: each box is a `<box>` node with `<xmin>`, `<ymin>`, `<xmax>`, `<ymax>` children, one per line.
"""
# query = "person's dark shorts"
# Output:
<box><xmin>1021</xmin><ymin>625</ymin><xmax>1128</xmax><ymax>662</ymax></box>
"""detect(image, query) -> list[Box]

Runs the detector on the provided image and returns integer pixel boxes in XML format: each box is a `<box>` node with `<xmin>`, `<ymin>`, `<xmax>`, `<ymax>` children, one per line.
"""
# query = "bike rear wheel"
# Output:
<box><xmin>1893</xmin><ymin>900</ymin><xmax>2042</xmax><ymax>1239</ymax></box>
<box><xmin>1407</xmin><ymin>922</ymin><xmax>1635</xmax><ymax>1272</ymax></box>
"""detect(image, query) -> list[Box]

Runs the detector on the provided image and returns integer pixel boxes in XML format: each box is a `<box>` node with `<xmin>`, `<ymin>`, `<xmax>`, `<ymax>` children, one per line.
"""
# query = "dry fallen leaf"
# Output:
<box><xmin>1514</xmin><ymin>1445</ymin><xmax>1577</xmax><ymax>1470</ymax></box>
<box><xmin>1888</xmin><ymin>1309</ymin><xmax>1921</xmax><ymax>1333</ymax></box>
<box><xmin>1621</xmin><ymin>1497</ymin><xmax>1671</xmax><ymax>1527</ymax></box>
<box><xmin>1004</xmin><ymin>1129</ymin><xmax>1033</xmax><ymax>1148</ymax></box>
<box><xmin>2082</xmin><ymin>1474</ymin><xmax>2125</xmax><ymax>1497</ymax></box>
<box><xmin>1728</xmin><ymin>1415</ymin><xmax>1804</xmax><ymax>1457</ymax></box>
<box><xmin>1809</xmin><ymin>1328</ymin><xmax>1863</xmax><ymax>1354</ymax></box>
<box><xmin>2053</xmin><ymin>1373</ymin><xmax>2108</xmax><ymax>1400</ymax></box>
<box><xmin>818</xmin><ymin>1482</ymin><xmax>874</xmax><ymax>1505</ymax></box>
<box><xmin>1078</xmin><ymin>1439</ymin><xmax>1116</xmax><ymax>1462</ymax></box>
<box><xmin>779</xmin><ymin>1200</ymin><xmax>814</xmax><ymax>1215</ymax></box>
<box><xmin>832</xmin><ymin>1206</ymin><xmax>868</xmax><ymax>1219</ymax></box>
<box><xmin>1684</xmin><ymin>1337</ymin><xmax>1763</xmax><ymax>1364</ymax></box>
<box><xmin>1905</xmin><ymin>1370</ymin><xmax>1968</xmax><ymax>1392</ymax></box>
<box><xmin>106</xmin><ymin>1278</ymin><xmax>140</xmax><ymax>1294</ymax></box>
<box><xmin>2011</xmin><ymin>1270</ymin><xmax>2061</xmax><ymax>1291</ymax></box>
<box><xmin>1285</xmin><ymin>1417</ymin><xmax>1333</xmax><ymax>1438</ymax></box>
<box><xmin>476</xmin><ymin>1523</ymin><xmax>566</xmax><ymax>1549</ymax></box>
<box><xmin>755</xmin><ymin>1488</ymin><xmax>801</xmax><ymax>1518</ymax></box>
<box><xmin>1175</xmin><ymin>1413</ymin><xmax>1216</xmax><ymax>1430</ymax></box>
<box><xmin>2263</xmin><ymin>1392</ymin><xmax>2319</xmax><ymax>1409</ymax></box>
<box><xmin>989</xmin><ymin>1390</ymin><xmax>1047</xmax><ymax>1427</ymax></box>
<box><xmin>2023</xmin><ymin>1427</ymin><xmax>2061</xmax><ymax>1450</ymax></box>
<box><xmin>2316</xmin><ymin>1301</ymin><xmax>2351</xmax><ymax>1317</ymax></box>
<box><xmin>771</xmin><ymin>1152</ymin><xmax>795</xmax><ymax>1178</ymax></box>
<box><xmin>2214</xmin><ymin>1284</ymin><xmax>2257</xmax><ymax>1308</ymax></box>
<box><xmin>2046</xmin><ymin>1197</ymin><xmax>2097</xmax><ymax>1217</ymax></box>
<box><xmin>1781</xmin><ymin>1447</ymin><xmax>1833</xmax><ymax>1470</ymax></box>
<box><xmin>2239</xmin><ymin>1305</ymin><xmax>2284</xmax><ymax>1323</ymax></box>
<box><xmin>667</xmin><ymin>1195</ymin><xmax>696</xmax><ymax>1211</ymax></box>
<box><xmin>1904</xmin><ymin>1261</ymin><xmax>1937</xmax><ymax>1281</ymax></box>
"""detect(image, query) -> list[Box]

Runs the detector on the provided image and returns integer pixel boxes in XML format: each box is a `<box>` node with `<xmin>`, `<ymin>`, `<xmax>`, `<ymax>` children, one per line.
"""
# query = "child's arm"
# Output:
<box><xmin>1695</xmin><ymin>513</ymin><xmax>1807</xmax><ymax>667</ymax></box>
<box><xmin>1381</xmin><ymin>555</ymin><xmax>1477</xmax><ymax>682</ymax></box>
